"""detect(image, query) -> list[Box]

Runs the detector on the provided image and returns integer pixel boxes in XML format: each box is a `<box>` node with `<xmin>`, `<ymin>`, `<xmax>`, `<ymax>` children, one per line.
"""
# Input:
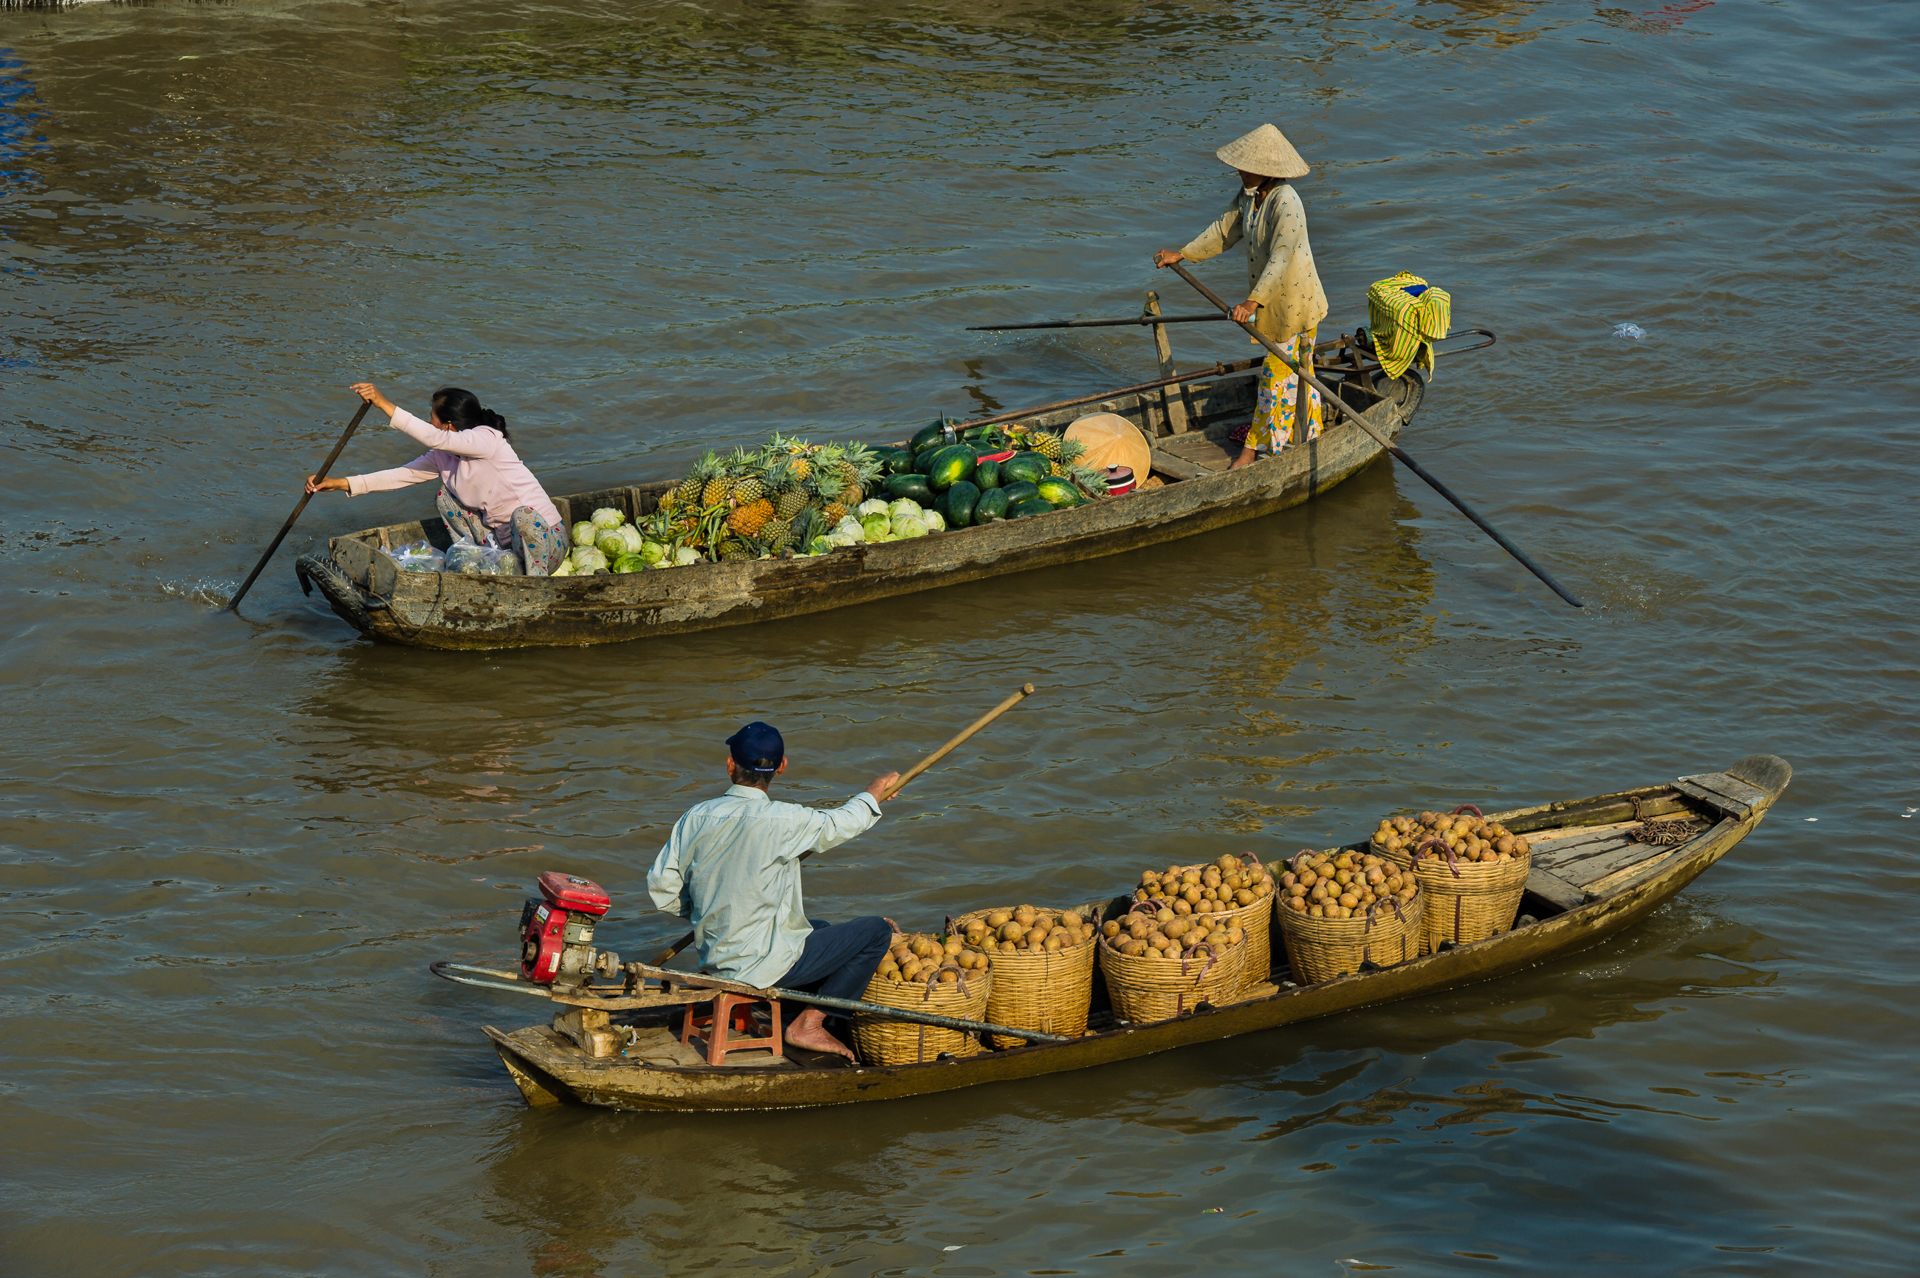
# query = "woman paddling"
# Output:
<box><xmin>1154</xmin><ymin>123</ymin><xmax>1329</xmax><ymax>469</ymax></box>
<box><xmin>306</xmin><ymin>382</ymin><xmax>568</xmax><ymax>574</ymax></box>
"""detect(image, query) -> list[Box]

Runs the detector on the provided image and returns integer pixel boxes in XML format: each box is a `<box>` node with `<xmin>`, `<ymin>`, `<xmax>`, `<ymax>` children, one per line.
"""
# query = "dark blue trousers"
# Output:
<box><xmin>776</xmin><ymin>916</ymin><xmax>892</xmax><ymax>1004</ymax></box>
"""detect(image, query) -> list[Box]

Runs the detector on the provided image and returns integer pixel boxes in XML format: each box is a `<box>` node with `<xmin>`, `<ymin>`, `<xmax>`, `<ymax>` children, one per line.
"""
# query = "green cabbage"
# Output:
<box><xmin>639</xmin><ymin>539</ymin><xmax>667</xmax><ymax>565</ymax></box>
<box><xmin>888</xmin><ymin>498</ymin><xmax>923</xmax><ymax>521</ymax></box>
<box><xmin>893</xmin><ymin>514</ymin><xmax>928</xmax><ymax>539</ymax></box>
<box><xmin>571</xmin><ymin>521</ymin><xmax>597</xmax><ymax>546</ymax></box>
<box><xmin>571</xmin><ymin>546</ymin><xmax>609</xmax><ymax>573</ymax></box>
<box><xmin>612</xmin><ymin>553</ymin><xmax>647</xmax><ymax>574</ymax></box>
<box><xmin>856</xmin><ymin>498</ymin><xmax>890</xmax><ymax>519</ymax></box>
<box><xmin>923</xmin><ymin>511</ymin><xmax>947</xmax><ymax>533</ymax></box>
<box><xmin>861</xmin><ymin>513</ymin><xmax>893</xmax><ymax>542</ymax></box>
<box><xmin>590</xmin><ymin>507</ymin><xmax>624</xmax><ymax>530</ymax></box>
<box><xmin>672</xmin><ymin>546</ymin><xmax>701</xmax><ymax>566</ymax></box>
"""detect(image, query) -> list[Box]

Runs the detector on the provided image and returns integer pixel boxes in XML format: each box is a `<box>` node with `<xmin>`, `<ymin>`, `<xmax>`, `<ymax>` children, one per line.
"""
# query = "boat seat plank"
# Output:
<box><xmin>1531</xmin><ymin>830</ymin><xmax>1636</xmax><ymax>870</ymax></box>
<box><xmin>1673</xmin><ymin>772</ymin><xmax>1764</xmax><ymax>819</ymax></box>
<box><xmin>1525</xmin><ymin>867</ymin><xmax>1587</xmax><ymax>912</ymax></box>
<box><xmin>1156</xmin><ymin>434</ymin><xmax>1236</xmax><ymax>473</ymax></box>
<box><xmin>1146</xmin><ymin>448</ymin><xmax>1212</xmax><ymax>482</ymax></box>
<box><xmin>1559</xmin><ymin>831</ymin><xmax>1711</xmax><ymax>890</ymax></box>
<box><xmin>1582</xmin><ymin>847</ymin><xmax>1687</xmax><ymax>896</ymax></box>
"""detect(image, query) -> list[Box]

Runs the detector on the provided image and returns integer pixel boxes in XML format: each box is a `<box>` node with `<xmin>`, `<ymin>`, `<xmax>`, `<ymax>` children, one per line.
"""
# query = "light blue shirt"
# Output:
<box><xmin>646</xmin><ymin>784</ymin><xmax>882</xmax><ymax>988</ymax></box>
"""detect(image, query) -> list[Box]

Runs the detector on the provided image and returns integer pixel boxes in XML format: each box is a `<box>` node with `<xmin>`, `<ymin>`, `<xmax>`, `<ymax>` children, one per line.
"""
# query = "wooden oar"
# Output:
<box><xmin>650</xmin><ymin>683</ymin><xmax>1039</xmax><ymax>966</ymax></box>
<box><xmin>968</xmin><ymin>314</ymin><xmax>1228</xmax><ymax>331</ymax></box>
<box><xmin>227</xmin><ymin>401</ymin><xmax>372</xmax><ymax>611</ymax></box>
<box><xmin>1168</xmin><ymin>262</ymin><xmax>1585</xmax><ymax>609</ymax></box>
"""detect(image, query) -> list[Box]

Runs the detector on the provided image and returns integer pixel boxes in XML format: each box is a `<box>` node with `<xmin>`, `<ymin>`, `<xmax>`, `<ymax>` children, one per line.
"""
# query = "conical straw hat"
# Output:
<box><xmin>1216</xmin><ymin>123</ymin><xmax>1310</xmax><ymax>179</ymax></box>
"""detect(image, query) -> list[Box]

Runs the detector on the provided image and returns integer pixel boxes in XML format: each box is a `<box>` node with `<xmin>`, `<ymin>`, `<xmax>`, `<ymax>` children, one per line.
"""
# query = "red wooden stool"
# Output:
<box><xmin>680</xmin><ymin>992</ymin><xmax>783</xmax><ymax>1065</ymax></box>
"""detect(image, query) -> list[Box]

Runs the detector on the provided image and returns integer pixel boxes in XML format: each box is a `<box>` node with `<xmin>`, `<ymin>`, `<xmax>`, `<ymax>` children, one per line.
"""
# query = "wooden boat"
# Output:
<box><xmin>296</xmin><ymin>337</ymin><xmax>1449</xmax><ymax>650</ymax></box>
<box><xmin>461</xmin><ymin>755</ymin><xmax>1790</xmax><ymax>1113</ymax></box>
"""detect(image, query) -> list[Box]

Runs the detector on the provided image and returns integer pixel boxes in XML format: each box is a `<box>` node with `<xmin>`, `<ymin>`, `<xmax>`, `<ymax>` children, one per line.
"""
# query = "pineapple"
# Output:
<box><xmin>717</xmin><ymin>538</ymin><xmax>751</xmax><ymax>562</ymax></box>
<box><xmin>1032</xmin><ymin>431</ymin><xmax>1064</xmax><ymax>462</ymax></box>
<box><xmin>729</xmin><ymin>497</ymin><xmax>775</xmax><ymax>537</ymax></box>
<box><xmin>775</xmin><ymin>486</ymin><xmax>809</xmax><ymax>521</ymax></box>
<box><xmin>812</xmin><ymin>466</ymin><xmax>850</xmax><ymax>524</ymax></box>
<box><xmin>761</xmin><ymin>518</ymin><xmax>795</xmax><ymax>553</ymax></box>
<box><xmin>679</xmin><ymin>452</ymin><xmax>718</xmax><ymax>508</ymax></box>
<box><xmin>700</xmin><ymin>453</ymin><xmax>733</xmax><ymax>508</ymax></box>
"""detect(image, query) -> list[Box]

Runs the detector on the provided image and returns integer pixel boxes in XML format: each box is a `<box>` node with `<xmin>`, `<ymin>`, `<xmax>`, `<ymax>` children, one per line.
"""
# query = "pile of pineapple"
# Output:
<box><xmin>653</xmin><ymin>433</ymin><xmax>886</xmax><ymax>563</ymax></box>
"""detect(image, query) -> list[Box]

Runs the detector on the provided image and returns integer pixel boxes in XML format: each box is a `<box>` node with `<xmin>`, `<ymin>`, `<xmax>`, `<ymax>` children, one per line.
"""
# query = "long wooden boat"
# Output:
<box><xmin>462</xmin><ymin>755</ymin><xmax>1790</xmax><ymax>1113</ymax></box>
<box><xmin>296</xmin><ymin>343</ymin><xmax>1436</xmax><ymax>650</ymax></box>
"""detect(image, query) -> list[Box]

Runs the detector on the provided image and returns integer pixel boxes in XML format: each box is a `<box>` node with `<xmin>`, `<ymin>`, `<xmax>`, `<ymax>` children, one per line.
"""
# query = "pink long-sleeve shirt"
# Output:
<box><xmin>346</xmin><ymin>407</ymin><xmax>562</xmax><ymax>541</ymax></box>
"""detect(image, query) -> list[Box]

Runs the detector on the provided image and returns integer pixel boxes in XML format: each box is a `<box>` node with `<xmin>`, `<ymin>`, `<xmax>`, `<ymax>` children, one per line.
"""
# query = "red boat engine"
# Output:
<box><xmin>519</xmin><ymin>871</ymin><xmax>621</xmax><ymax>989</ymax></box>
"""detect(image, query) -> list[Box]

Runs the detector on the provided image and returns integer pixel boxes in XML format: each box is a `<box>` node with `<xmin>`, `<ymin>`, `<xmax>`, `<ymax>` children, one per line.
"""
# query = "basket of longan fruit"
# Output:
<box><xmin>1371</xmin><ymin>806</ymin><xmax>1533</xmax><ymax>950</ymax></box>
<box><xmin>1274</xmin><ymin>848</ymin><xmax>1424</xmax><ymax>981</ymax></box>
<box><xmin>1096</xmin><ymin>901</ymin><xmax>1249</xmax><ymax>1023</ymax></box>
<box><xmin>1125</xmin><ymin>853</ymin><xmax>1279</xmax><ymax>993</ymax></box>
<box><xmin>951</xmin><ymin>906</ymin><xmax>1099</xmax><ymax>1047</ymax></box>
<box><xmin>855</xmin><ymin>930</ymin><xmax>993</xmax><ymax>1065</ymax></box>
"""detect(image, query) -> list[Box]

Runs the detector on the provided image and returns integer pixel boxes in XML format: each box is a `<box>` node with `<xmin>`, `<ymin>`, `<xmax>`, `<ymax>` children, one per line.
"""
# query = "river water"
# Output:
<box><xmin>2</xmin><ymin>0</ymin><xmax>1915</xmax><ymax>1273</ymax></box>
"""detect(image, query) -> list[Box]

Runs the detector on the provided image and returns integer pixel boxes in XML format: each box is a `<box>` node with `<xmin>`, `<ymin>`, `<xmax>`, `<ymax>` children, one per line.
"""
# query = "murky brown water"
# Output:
<box><xmin>3</xmin><ymin>0</ymin><xmax>1916</xmax><ymax>1272</ymax></box>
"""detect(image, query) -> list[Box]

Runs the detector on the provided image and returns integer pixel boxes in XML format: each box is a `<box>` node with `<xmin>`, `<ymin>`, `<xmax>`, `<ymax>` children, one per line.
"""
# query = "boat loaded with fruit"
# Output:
<box><xmin>431</xmin><ymin>754</ymin><xmax>1790</xmax><ymax>1114</ymax></box>
<box><xmin>294</xmin><ymin>317</ymin><xmax>1494</xmax><ymax>649</ymax></box>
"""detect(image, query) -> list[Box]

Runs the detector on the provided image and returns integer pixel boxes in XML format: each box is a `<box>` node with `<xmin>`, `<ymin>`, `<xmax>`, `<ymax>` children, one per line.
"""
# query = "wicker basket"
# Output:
<box><xmin>1096</xmin><ymin>935</ymin><xmax>1245</xmax><ymax>1025</ymax></box>
<box><xmin>952</xmin><ymin>909</ymin><xmax>1098</xmax><ymax>1048</ymax></box>
<box><xmin>1413</xmin><ymin>848</ymin><xmax>1531</xmax><ymax>951</ymax></box>
<box><xmin>1276</xmin><ymin>890</ymin><xmax>1425</xmax><ymax>983</ymax></box>
<box><xmin>1371</xmin><ymin>804</ymin><xmax>1492</xmax><ymax>866</ymax></box>
<box><xmin>851</xmin><ymin>963</ymin><xmax>991</xmax><ymax>1065</ymax></box>
<box><xmin>1130</xmin><ymin>854</ymin><xmax>1278</xmax><ymax>993</ymax></box>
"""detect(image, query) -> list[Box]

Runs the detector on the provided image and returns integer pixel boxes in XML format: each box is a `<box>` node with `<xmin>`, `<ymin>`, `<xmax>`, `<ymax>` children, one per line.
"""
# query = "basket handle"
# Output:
<box><xmin>1128</xmin><ymin>899</ymin><xmax>1161</xmax><ymax>918</ymax></box>
<box><xmin>1291</xmin><ymin>849</ymin><xmax>1316</xmax><ymax>874</ymax></box>
<box><xmin>1179</xmin><ymin>940</ymin><xmax>1219</xmax><ymax>985</ymax></box>
<box><xmin>921</xmin><ymin>962</ymin><xmax>970</xmax><ymax>1001</ymax></box>
<box><xmin>1451</xmin><ymin>803</ymin><xmax>1483</xmax><ymax>817</ymax></box>
<box><xmin>1416</xmin><ymin>837</ymin><xmax>1464</xmax><ymax>878</ymax></box>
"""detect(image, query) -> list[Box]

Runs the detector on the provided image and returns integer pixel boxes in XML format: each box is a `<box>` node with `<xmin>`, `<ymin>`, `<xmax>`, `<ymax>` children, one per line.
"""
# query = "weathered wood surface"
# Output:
<box><xmin>1673</xmin><ymin>771</ymin><xmax>1770</xmax><ymax>820</ymax></box>
<box><xmin>479</xmin><ymin>756</ymin><xmax>1790</xmax><ymax>1113</ymax></box>
<box><xmin>309</xmin><ymin>372</ymin><xmax>1402</xmax><ymax>649</ymax></box>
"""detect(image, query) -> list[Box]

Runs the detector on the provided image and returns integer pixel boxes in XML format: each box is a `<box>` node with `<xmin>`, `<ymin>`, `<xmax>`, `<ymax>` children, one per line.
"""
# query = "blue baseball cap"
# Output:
<box><xmin>726</xmin><ymin>721</ymin><xmax>785</xmax><ymax>773</ymax></box>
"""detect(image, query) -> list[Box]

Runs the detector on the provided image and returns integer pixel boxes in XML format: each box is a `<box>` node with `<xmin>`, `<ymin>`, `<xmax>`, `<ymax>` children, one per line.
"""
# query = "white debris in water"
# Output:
<box><xmin>1612</xmin><ymin>322</ymin><xmax>1647</xmax><ymax>339</ymax></box>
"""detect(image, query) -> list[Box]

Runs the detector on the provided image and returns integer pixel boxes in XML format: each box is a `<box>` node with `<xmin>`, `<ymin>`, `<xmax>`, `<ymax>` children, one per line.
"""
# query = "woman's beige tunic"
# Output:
<box><xmin>1179</xmin><ymin>181</ymin><xmax>1328</xmax><ymax>342</ymax></box>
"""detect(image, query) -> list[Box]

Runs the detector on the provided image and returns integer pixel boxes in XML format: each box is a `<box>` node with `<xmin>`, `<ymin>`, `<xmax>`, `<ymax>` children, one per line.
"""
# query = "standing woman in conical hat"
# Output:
<box><xmin>1154</xmin><ymin>124</ymin><xmax>1329</xmax><ymax>469</ymax></box>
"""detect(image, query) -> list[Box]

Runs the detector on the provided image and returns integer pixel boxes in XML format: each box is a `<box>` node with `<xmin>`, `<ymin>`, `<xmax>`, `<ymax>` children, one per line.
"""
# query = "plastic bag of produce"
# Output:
<box><xmin>590</xmin><ymin>507</ymin><xmax>624</xmax><ymax>531</ymax></box>
<box><xmin>381</xmin><ymin>539</ymin><xmax>445</xmax><ymax>572</ymax></box>
<box><xmin>445</xmin><ymin>536</ymin><xmax>522</xmax><ymax>575</ymax></box>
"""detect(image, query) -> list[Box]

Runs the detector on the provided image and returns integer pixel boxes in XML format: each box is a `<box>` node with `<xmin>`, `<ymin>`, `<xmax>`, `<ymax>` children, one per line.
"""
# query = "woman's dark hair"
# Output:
<box><xmin>430</xmin><ymin>387</ymin><xmax>509</xmax><ymax>439</ymax></box>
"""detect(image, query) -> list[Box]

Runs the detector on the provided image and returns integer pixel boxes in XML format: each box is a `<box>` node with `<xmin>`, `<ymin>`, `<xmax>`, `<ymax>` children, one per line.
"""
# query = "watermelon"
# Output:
<box><xmin>940</xmin><ymin>480</ymin><xmax>981</xmax><ymax>528</ymax></box>
<box><xmin>925</xmin><ymin>444</ymin><xmax>978</xmax><ymax>492</ymax></box>
<box><xmin>998</xmin><ymin>479</ymin><xmax>1040</xmax><ymax>505</ymax></box>
<box><xmin>1035</xmin><ymin>476</ymin><xmax>1084</xmax><ymax>509</ymax></box>
<box><xmin>1000</xmin><ymin>452</ymin><xmax>1051</xmax><ymax>486</ymax></box>
<box><xmin>880</xmin><ymin>447</ymin><xmax>917</xmax><ymax>476</ymax></box>
<box><xmin>974</xmin><ymin>459</ymin><xmax>1002</xmax><ymax>490</ymax></box>
<box><xmin>972</xmin><ymin>488</ymin><xmax>1011</xmax><ymax>523</ymax></box>
<box><xmin>913</xmin><ymin>446</ymin><xmax>946</xmax><ymax>476</ymax></box>
<box><xmin>887</xmin><ymin>474</ymin><xmax>937</xmax><ymax>507</ymax></box>
<box><xmin>1008</xmin><ymin>495</ymin><xmax>1054</xmax><ymax>519</ymax></box>
<box><xmin>909</xmin><ymin>422</ymin><xmax>953</xmax><ymax>456</ymax></box>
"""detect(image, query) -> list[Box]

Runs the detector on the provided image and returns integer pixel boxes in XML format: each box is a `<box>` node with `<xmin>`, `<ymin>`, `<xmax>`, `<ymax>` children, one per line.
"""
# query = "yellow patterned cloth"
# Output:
<box><xmin>1367</xmin><ymin>272</ymin><xmax>1451</xmax><ymax>379</ymax></box>
<box><xmin>1246</xmin><ymin>328</ymin><xmax>1321</xmax><ymax>454</ymax></box>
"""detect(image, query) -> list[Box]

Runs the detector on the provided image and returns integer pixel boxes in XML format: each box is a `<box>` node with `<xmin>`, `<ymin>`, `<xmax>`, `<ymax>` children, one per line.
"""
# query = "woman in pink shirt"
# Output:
<box><xmin>306</xmin><ymin>382</ymin><xmax>568</xmax><ymax>574</ymax></box>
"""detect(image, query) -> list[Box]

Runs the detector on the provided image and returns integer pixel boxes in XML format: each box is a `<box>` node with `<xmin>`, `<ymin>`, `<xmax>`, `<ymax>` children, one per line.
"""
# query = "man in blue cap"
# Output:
<box><xmin>646</xmin><ymin>721</ymin><xmax>900</xmax><ymax>1061</ymax></box>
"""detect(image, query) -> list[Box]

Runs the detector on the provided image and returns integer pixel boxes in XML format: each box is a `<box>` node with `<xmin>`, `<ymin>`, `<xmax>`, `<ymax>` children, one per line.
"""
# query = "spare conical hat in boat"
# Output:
<box><xmin>1215</xmin><ymin>123</ymin><xmax>1310</xmax><ymax>180</ymax></box>
<box><xmin>1064</xmin><ymin>413</ymin><xmax>1152</xmax><ymax>481</ymax></box>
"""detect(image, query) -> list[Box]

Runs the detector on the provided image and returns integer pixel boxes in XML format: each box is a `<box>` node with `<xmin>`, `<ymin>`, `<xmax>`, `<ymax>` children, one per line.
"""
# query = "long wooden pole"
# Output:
<box><xmin>650</xmin><ymin>683</ymin><xmax>1039</xmax><ymax>966</ymax></box>
<box><xmin>1167</xmin><ymin>263</ymin><xmax>1584</xmax><ymax>609</ymax></box>
<box><xmin>227</xmin><ymin>401</ymin><xmax>373</xmax><ymax>611</ymax></box>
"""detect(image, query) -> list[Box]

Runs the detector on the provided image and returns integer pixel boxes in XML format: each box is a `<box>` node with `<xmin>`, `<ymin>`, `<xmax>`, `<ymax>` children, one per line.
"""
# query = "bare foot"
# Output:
<box><xmin>786</xmin><ymin>1009</ymin><xmax>856</xmax><ymax>1061</ymax></box>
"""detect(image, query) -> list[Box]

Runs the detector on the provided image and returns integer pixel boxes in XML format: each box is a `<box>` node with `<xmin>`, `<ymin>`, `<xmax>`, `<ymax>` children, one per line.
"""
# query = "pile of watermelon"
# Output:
<box><xmin>868</xmin><ymin>421</ymin><xmax>1110</xmax><ymax>531</ymax></box>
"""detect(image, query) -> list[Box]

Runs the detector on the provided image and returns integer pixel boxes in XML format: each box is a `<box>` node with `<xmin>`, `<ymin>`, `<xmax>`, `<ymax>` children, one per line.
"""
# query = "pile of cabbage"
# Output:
<box><xmin>553</xmin><ymin>507</ymin><xmax>700</xmax><ymax>576</ymax></box>
<box><xmin>808</xmin><ymin>498</ymin><xmax>944</xmax><ymax>555</ymax></box>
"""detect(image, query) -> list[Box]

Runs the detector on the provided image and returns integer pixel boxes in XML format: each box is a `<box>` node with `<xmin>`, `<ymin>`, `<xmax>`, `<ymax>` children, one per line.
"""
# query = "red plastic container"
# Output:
<box><xmin>537</xmin><ymin>871</ymin><xmax>610</xmax><ymax>917</ymax></box>
<box><xmin>1102</xmin><ymin>465</ymin><xmax>1136</xmax><ymax>496</ymax></box>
